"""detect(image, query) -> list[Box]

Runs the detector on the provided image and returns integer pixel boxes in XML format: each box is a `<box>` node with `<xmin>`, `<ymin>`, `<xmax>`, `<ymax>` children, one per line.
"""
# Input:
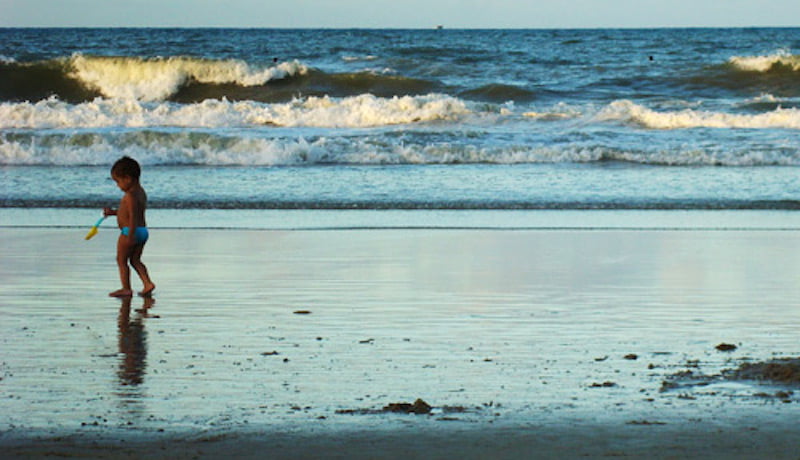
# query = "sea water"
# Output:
<box><xmin>0</xmin><ymin>28</ymin><xmax>798</xmax><ymax>228</ymax></box>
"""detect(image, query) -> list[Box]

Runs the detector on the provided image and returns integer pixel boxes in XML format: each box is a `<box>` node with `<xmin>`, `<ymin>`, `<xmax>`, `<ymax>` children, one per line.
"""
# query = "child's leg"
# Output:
<box><xmin>110</xmin><ymin>236</ymin><xmax>134</xmax><ymax>297</ymax></box>
<box><xmin>130</xmin><ymin>243</ymin><xmax>155</xmax><ymax>296</ymax></box>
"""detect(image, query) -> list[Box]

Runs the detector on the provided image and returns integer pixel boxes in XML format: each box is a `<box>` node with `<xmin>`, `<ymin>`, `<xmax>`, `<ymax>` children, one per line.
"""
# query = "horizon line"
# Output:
<box><xmin>1</xmin><ymin>25</ymin><xmax>799</xmax><ymax>30</ymax></box>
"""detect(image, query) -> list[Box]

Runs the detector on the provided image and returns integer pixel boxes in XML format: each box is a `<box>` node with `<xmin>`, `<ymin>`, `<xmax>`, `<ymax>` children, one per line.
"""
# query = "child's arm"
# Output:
<box><xmin>103</xmin><ymin>207</ymin><xmax>117</xmax><ymax>217</ymax></box>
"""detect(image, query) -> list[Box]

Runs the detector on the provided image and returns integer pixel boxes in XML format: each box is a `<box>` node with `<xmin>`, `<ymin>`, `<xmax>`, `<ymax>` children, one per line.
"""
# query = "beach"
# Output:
<box><xmin>2</xmin><ymin>25</ymin><xmax>800</xmax><ymax>459</ymax></box>
<box><xmin>2</xmin><ymin>225</ymin><xmax>799</xmax><ymax>458</ymax></box>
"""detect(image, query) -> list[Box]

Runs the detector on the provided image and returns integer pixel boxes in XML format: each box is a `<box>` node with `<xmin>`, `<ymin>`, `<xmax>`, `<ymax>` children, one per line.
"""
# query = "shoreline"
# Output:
<box><xmin>2</xmin><ymin>227</ymin><xmax>799</xmax><ymax>458</ymax></box>
<box><xmin>5</xmin><ymin>419</ymin><xmax>800</xmax><ymax>460</ymax></box>
<box><xmin>2</xmin><ymin>208</ymin><xmax>800</xmax><ymax>231</ymax></box>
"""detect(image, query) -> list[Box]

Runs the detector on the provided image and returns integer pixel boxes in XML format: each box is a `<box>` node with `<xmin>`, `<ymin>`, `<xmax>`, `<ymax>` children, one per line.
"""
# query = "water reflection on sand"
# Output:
<box><xmin>1</xmin><ymin>228</ymin><xmax>799</xmax><ymax>436</ymax></box>
<box><xmin>117</xmin><ymin>297</ymin><xmax>154</xmax><ymax>387</ymax></box>
<box><xmin>114</xmin><ymin>296</ymin><xmax>155</xmax><ymax>425</ymax></box>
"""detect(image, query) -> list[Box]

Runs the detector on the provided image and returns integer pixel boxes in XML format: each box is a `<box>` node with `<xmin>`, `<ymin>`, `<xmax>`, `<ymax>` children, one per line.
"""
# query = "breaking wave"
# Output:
<box><xmin>0</xmin><ymin>54</ymin><xmax>447</xmax><ymax>103</ymax></box>
<box><xmin>728</xmin><ymin>51</ymin><xmax>800</xmax><ymax>73</ymax></box>
<box><xmin>0</xmin><ymin>54</ymin><xmax>307</xmax><ymax>102</ymax></box>
<box><xmin>3</xmin><ymin>129</ymin><xmax>798</xmax><ymax>167</ymax></box>
<box><xmin>679</xmin><ymin>51</ymin><xmax>800</xmax><ymax>96</ymax></box>
<box><xmin>0</xmin><ymin>93</ymin><xmax>470</xmax><ymax>129</ymax></box>
<box><xmin>67</xmin><ymin>54</ymin><xmax>307</xmax><ymax>101</ymax></box>
<box><xmin>598</xmin><ymin>100</ymin><xmax>800</xmax><ymax>130</ymax></box>
<box><xmin>9</xmin><ymin>95</ymin><xmax>800</xmax><ymax>132</ymax></box>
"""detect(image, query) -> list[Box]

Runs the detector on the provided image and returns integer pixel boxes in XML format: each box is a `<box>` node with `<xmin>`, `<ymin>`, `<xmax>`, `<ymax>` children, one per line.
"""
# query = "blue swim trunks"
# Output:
<box><xmin>121</xmin><ymin>226</ymin><xmax>149</xmax><ymax>244</ymax></box>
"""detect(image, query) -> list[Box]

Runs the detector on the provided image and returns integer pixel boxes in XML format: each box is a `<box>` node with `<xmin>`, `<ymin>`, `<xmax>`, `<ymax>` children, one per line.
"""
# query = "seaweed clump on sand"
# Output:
<box><xmin>726</xmin><ymin>358</ymin><xmax>800</xmax><ymax>384</ymax></box>
<box><xmin>336</xmin><ymin>398</ymin><xmax>433</xmax><ymax>415</ymax></box>
<box><xmin>335</xmin><ymin>399</ymin><xmax>483</xmax><ymax>418</ymax></box>
<box><xmin>383</xmin><ymin>399</ymin><xmax>433</xmax><ymax>415</ymax></box>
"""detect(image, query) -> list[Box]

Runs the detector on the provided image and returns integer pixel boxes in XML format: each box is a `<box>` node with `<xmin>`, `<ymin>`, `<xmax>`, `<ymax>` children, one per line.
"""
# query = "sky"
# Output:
<box><xmin>1</xmin><ymin>0</ymin><xmax>799</xmax><ymax>28</ymax></box>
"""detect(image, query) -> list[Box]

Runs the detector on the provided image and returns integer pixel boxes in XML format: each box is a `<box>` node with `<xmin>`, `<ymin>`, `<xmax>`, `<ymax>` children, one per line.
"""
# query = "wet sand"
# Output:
<box><xmin>1</xmin><ymin>227</ymin><xmax>800</xmax><ymax>458</ymax></box>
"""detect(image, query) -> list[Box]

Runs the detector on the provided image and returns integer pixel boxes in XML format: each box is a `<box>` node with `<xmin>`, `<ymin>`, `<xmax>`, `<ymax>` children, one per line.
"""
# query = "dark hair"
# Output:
<box><xmin>111</xmin><ymin>156</ymin><xmax>141</xmax><ymax>180</ymax></box>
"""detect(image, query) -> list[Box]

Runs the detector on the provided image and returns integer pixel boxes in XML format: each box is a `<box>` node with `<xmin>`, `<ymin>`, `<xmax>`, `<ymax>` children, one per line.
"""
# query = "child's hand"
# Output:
<box><xmin>103</xmin><ymin>207</ymin><xmax>116</xmax><ymax>217</ymax></box>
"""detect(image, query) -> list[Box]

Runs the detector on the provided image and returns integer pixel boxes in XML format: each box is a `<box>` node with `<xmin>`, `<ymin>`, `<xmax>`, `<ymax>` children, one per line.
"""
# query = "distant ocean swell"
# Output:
<box><xmin>2</xmin><ymin>51</ymin><xmax>800</xmax><ymax>104</ymax></box>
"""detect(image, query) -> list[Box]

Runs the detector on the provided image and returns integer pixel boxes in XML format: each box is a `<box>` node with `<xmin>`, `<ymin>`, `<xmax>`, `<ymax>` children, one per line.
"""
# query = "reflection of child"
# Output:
<box><xmin>104</xmin><ymin>157</ymin><xmax>156</xmax><ymax>298</ymax></box>
<box><xmin>117</xmin><ymin>296</ymin><xmax>153</xmax><ymax>386</ymax></box>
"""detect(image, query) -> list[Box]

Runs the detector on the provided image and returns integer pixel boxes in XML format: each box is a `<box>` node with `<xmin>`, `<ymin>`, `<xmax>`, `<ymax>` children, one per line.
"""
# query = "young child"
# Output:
<box><xmin>104</xmin><ymin>156</ymin><xmax>156</xmax><ymax>298</ymax></box>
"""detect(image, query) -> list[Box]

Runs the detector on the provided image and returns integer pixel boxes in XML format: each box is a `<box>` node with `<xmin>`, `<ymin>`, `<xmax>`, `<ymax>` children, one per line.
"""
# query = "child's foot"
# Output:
<box><xmin>138</xmin><ymin>284</ymin><xmax>156</xmax><ymax>297</ymax></box>
<box><xmin>109</xmin><ymin>289</ymin><xmax>133</xmax><ymax>298</ymax></box>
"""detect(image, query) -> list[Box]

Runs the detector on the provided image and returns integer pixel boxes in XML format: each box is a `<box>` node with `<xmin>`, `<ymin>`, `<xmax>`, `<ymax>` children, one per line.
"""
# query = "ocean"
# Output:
<box><xmin>0</xmin><ymin>28</ymin><xmax>798</xmax><ymax>228</ymax></box>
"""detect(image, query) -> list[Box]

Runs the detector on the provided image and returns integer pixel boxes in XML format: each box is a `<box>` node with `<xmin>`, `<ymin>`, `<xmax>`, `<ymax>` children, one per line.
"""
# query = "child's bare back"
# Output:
<box><xmin>116</xmin><ymin>185</ymin><xmax>147</xmax><ymax>230</ymax></box>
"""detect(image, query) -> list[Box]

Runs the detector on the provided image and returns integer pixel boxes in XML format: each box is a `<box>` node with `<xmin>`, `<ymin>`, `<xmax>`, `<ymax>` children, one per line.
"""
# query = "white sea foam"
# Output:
<box><xmin>0</xmin><ymin>93</ymin><xmax>470</xmax><ymax>129</ymax></box>
<box><xmin>3</xmin><ymin>129</ymin><xmax>797</xmax><ymax>167</ymax></box>
<box><xmin>0</xmin><ymin>133</ymin><xmax>327</xmax><ymax>166</ymax></box>
<box><xmin>728</xmin><ymin>50</ymin><xmax>800</xmax><ymax>72</ymax></box>
<box><xmin>342</xmin><ymin>55</ymin><xmax>378</xmax><ymax>62</ymax></box>
<box><xmin>744</xmin><ymin>93</ymin><xmax>783</xmax><ymax>104</ymax></box>
<box><xmin>0</xmin><ymin>133</ymin><xmax>618</xmax><ymax>166</ymax></box>
<box><xmin>364</xmin><ymin>67</ymin><xmax>397</xmax><ymax>75</ymax></box>
<box><xmin>66</xmin><ymin>54</ymin><xmax>308</xmax><ymax>101</ymax></box>
<box><xmin>252</xmin><ymin>94</ymin><xmax>469</xmax><ymax>127</ymax></box>
<box><xmin>598</xmin><ymin>100</ymin><xmax>800</xmax><ymax>130</ymax></box>
<box><xmin>522</xmin><ymin>111</ymin><xmax>578</xmax><ymax>121</ymax></box>
<box><xmin>3</xmin><ymin>95</ymin><xmax>798</xmax><ymax>143</ymax></box>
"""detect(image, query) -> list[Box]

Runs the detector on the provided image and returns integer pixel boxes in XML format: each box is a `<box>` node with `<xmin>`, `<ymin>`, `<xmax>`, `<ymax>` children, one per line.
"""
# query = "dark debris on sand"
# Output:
<box><xmin>726</xmin><ymin>358</ymin><xmax>800</xmax><ymax>385</ymax></box>
<box><xmin>590</xmin><ymin>381</ymin><xmax>618</xmax><ymax>388</ymax></box>
<box><xmin>336</xmin><ymin>398</ymin><xmax>432</xmax><ymax>415</ymax></box>
<box><xmin>335</xmin><ymin>398</ymin><xmax>481</xmax><ymax>417</ymax></box>
<box><xmin>383</xmin><ymin>399</ymin><xmax>432</xmax><ymax>414</ymax></box>
<box><xmin>660</xmin><ymin>355</ymin><xmax>800</xmax><ymax>396</ymax></box>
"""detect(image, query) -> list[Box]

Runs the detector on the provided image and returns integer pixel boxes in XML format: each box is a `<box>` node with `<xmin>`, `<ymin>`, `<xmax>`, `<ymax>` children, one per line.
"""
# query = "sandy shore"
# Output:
<box><xmin>1</xmin><ymin>227</ymin><xmax>799</xmax><ymax>458</ymax></box>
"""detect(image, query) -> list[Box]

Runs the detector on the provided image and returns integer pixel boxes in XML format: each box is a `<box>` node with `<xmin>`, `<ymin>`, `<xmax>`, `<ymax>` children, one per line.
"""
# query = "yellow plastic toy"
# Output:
<box><xmin>84</xmin><ymin>215</ymin><xmax>107</xmax><ymax>240</ymax></box>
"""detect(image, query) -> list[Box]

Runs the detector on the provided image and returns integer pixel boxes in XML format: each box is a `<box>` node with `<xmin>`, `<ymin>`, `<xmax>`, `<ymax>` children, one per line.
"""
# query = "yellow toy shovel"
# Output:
<box><xmin>85</xmin><ymin>215</ymin><xmax>107</xmax><ymax>240</ymax></box>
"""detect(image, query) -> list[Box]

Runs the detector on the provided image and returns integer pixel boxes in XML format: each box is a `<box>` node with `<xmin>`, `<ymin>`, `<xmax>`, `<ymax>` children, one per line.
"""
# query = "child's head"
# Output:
<box><xmin>111</xmin><ymin>156</ymin><xmax>141</xmax><ymax>181</ymax></box>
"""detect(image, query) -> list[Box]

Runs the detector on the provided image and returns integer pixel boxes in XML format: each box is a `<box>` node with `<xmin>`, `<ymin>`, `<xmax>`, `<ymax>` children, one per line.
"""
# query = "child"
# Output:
<box><xmin>104</xmin><ymin>156</ymin><xmax>156</xmax><ymax>298</ymax></box>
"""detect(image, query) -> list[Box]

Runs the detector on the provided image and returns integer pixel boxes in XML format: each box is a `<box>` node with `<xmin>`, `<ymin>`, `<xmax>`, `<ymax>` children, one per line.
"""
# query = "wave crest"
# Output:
<box><xmin>66</xmin><ymin>54</ymin><xmax>308</xmax><ymax>101</ymax></box>
<box><xmin>598</xmin><ymin>100</ymin><xmax>800</xmax><ymax>130</ymax></box>
<box><xmin>0</xmin><ymin>93</ymin><xmax>470</xmax><ymax>129</ymax></box>
<box><xmin>728</xmin><ymin>51</ymin><xmax>800</xmax><ymax>73</ymax></box>
<box><xmin>3</xmin><ymin>130</ymin><xmax>797</xmax><ymax>167</ymax></box>
<box><xmin>0</xmin><ymin>55</ymin><xmax>443</xmax><ymax>103</ymax></box>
